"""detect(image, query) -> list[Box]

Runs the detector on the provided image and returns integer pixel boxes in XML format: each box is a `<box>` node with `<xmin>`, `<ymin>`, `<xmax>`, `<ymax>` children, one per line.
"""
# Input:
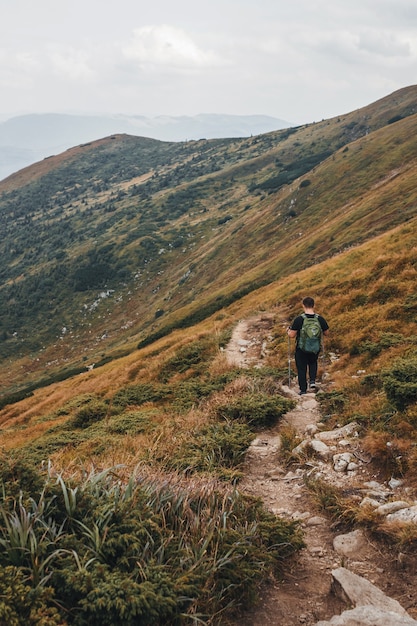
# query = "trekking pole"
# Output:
<box><xmin>287</xmin><ymin>333</ymin><xmax>291</xmax><ymax>387</ymax></box>
<box><xmin>321</xmin><ymin>335</ymin><xmax>326</xmax><ymax>384</ymax></box>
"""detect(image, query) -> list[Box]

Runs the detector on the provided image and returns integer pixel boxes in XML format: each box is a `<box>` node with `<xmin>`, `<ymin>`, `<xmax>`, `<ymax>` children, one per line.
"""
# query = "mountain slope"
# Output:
<box><xmin>0</xmin><ymin>86</ymin><xmax>417</xmax><ymax>396</ymax></box>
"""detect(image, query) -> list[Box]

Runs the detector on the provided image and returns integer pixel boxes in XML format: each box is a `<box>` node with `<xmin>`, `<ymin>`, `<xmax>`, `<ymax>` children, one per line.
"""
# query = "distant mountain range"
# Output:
<box><xmin>0</xmin><ymin>112</ymin><xmax>291</xmax><ymax>180</ymax></box>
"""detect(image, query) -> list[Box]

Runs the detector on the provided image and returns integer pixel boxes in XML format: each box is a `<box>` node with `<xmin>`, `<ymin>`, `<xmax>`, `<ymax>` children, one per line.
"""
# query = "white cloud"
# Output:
<box><xmin>122</xmin><ymin>24</ymin><xmax>223</xmax><ymax>71</ymax></box>
<box><xmin>47</xmin><ymin>46</ymin><xmax>95</xmax><ymax>81</ymax></box>
<box><xmin>0</xmin><ymin>0</ymin><xmax>416</xmax><ymax>121</ymax></box>
<box><xmin>358</xmin><ymin>31</ymin><xmax>411</xmax><ymax>59</ymax></box>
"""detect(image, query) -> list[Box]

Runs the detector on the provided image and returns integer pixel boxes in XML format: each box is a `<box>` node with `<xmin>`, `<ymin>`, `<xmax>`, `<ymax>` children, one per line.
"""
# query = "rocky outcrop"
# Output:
<box><xmin>315</xmin><ymin>567</ymin><xmax>417</xmax><ymax>625</ymax></box>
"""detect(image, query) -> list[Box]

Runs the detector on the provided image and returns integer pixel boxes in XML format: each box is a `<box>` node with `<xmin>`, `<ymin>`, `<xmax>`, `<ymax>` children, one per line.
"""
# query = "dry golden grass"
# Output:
<box><xmin>377</xmin><ymin>520</ymin><xmax>417</xmax><ymax>548</ymax></box>
<box><xmin>49</xmin><ymin>403</ymin><xmax>214</xmax><ymax>479</ymax></box>
<box><xmin>362</xmin><ymin>431</ymin><xmax>411</xmax><ymax>478</ymax></box>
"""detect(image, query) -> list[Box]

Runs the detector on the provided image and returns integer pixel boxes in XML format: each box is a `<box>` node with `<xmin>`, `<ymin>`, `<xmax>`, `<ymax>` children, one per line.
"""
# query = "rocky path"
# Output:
<box><xmin>225</xmin><ymin>314</ymin><xmax>417</xmax><ymax>626</ymax></box>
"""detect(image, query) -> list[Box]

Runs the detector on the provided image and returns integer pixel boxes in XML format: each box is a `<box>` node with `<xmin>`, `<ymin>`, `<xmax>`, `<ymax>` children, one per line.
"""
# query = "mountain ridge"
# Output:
<box><xmin>0</xmin><ymin>112</ymin><xmax>291</xmax><ymax>180</ymax></box>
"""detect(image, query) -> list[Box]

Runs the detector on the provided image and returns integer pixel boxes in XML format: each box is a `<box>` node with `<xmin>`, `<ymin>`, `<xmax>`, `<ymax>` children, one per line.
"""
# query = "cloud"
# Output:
<box><xmin>44</xmin><ymin>46</ymin><xmax>95</xmax><ymax>81</ymax></box>
<box><xmin>122</xmin><ymin>24</ymin><xmax>223</xmax><ymax>71</ymax></box>
<box><xmin>358</xmin><ymin>30</ymin><xmax>411</xmax><ymax>59</ymax></box>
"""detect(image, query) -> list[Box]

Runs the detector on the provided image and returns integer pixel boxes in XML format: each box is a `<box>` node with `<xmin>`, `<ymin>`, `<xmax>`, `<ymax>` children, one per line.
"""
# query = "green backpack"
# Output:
<box><xmin>298</xmin><ymin>313</ymin><xmax>322</xmax><ymax>354</ymax></box>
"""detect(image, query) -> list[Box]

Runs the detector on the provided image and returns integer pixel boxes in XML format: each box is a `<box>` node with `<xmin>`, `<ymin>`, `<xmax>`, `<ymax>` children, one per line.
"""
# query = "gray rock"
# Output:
<box><xmin>359</xmin><ymin>497</ymin><xmax>380</xmax><ymax>509</ymax></box>
<box><xmin>331</xmin><ymin>567</ymin><xmax>410</xmax><ymax>616</ymax></box>
<box><xmin>306</xmin><ymin>515</ymin><xmax>327</xmax><ymax>526</ymax></box>
<box><xmin>347</xmin><ymin>462</ymin><xmax>359</xmax><ymax>472</ymax></box>
<box><xmin>388</xmin><ymin>477</ymin><xmax>403</xmax><ymax>489</ymax></box>
<box><xmin>363</xmin><ymin>480</ymin><xmax>384</xmax><ymax>490</ymax></box>
<box><xmin>311</xmin><ymin>439</ymin><xmax>331</xmax><ymax>460</ymax></box>
<box><xmin>315</xmin><ymin>422</ymin><xmax>359</xmax><ymax>442</ymax></box>
<box><xmin>386</xmin><ymin>504</ymin><xmax>417</xmax><ymax>523</ymax></box>
<box><xmin>333</xmin><ymin>530</ymin><xmax>366</xmax><ymax>558</ymax></box>
<box><xmin>315</xmin><ymin>605</ymin><xmax>417</xmax><ymax>625</ymax></box>
<box><xmin>333</xmin><ymin>452</ymin><xmax>353</xmax><ymax>472</ymax></box>
<box><xmin>376</xmin><ymin>501</ymin><xmax>411</xmax><ymax>516</ymax></box>
<box><xmin>361</xmin><ymin>482</ymin><xmax>391</xmax><ymax>501</ymax></box>
<box><xmin>292</xmin><ymin>437</ymin><xmax>331</xmax><ymax>460</ymax></box>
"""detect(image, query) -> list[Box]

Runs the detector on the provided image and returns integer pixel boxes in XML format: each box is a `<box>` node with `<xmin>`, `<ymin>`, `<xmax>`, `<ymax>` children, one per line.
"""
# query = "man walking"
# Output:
<box><xmin>287</xmin><ymin>297</ymin><xmax>329</xmax><ymax>395</ymax></box>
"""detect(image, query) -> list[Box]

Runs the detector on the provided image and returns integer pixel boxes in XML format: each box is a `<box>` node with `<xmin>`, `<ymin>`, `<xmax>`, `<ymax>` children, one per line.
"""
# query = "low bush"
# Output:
<box><xmin>382</xmin><ymin>352</ymin><xmax>417</xmax><ymax>411</ymax></box>
<box><xmin>168</xmin><ymin>373</ymin><xmax>239</xmax><ymax>412</ymax></box>
<box><xmin>0</xmin><ymin>468</ymin><xmax>304</xmax><ymax>624</ymax></box>
<box><xmin>112</xmin><ymin>383</ymin><xmax>169</xmax><ymax>408</ymax></box>
<box><xmin>71</xmin><ymin>399</ymin><xmax>109</xmax><ymax>429</ymax></box>
<box><xmin>0</xmin><ymin>453</ymin><xmax>45</xmax><ymax>498</ymax></box>
<box><xmin>0</xmin><ymin>566</ymin><xmax>61</xmax><ymax>625</ymax></box>
<box><xmin>212</xmin><ymin>392</ymin><xmax>292</xmax><ymax>428</ymax></box>
<box><xmin>158</xmin><ymin>337</ymin><xmax>217</xmax><ymax>382</ymax></box>
<box><xmin>316</xmin><ymin>390</ymin><xmax>347</xmax><ymax>418</ymax></box>
<box><xmin>106</xmin><ymin>410</ymin><xmax>157</xmax><ymax>435</ymax></box>
<box><xmin>165</xmin><ymin>421</ymin><xmax>253</xmax><ymax>479</ymax></box>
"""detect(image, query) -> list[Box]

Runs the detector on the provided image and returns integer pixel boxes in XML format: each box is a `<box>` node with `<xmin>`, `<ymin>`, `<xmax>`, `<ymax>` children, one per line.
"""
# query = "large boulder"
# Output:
<box><xmin>314</xmin><ymin>567</ymin><xmax>417</xmax><ymax>625</ymax></box>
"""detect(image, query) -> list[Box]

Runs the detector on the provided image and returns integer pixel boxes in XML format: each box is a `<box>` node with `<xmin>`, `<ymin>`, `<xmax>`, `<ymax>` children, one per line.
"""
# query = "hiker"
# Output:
<box><xmin>287</xmin><ymin>297</ymin><xmax>329</xmax><ymax>395</ymax></box>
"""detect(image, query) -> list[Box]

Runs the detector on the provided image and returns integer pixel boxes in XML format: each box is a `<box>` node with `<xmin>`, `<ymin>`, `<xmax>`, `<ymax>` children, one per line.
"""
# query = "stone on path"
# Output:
<box><xmin>314</xmin><ymin>566</ymin><xmax>417</xmax><ymax>625</ymax></box>
<box><xmin>333</xmin><ymin>530</ymin><xmax>367</xmax><ymax>558</ymax></box>
<box><xmin>315</xmin><ymin>605</ymin><xmax>417</xmax><ymax>625</ymax></box>
<box><xmin>386</xmin><ymin>504</ymin><xmax>417</xmax><ymax>523</ymax></box>
<box><xmin>315</xmin><ymin>422</ymin><xmax>359</xmax><ymax>442</ymax></box>
<box><xmin>331</xmin><ymin>566</ymin><xmax>410</xmax><ymax>616</ymax></box>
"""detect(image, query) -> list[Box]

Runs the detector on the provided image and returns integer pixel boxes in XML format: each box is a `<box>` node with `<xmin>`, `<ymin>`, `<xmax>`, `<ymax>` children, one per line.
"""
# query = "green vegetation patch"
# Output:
<box><xmin>157</xmin><ymin>336</ymin><xmax>219</xmax><ymax>381</ymax></box>
<box><xmin>0</xmin><ymin>468</ymin><xmax>304</xmax><ymax>624</ymax></box>
<box><xmin>168</xmin><ymin>373</ymin><xmax>240</xmax><ymax>412</ymax></box>
<box><xmin>164</xmin><ymin>421</ymin><xmax>253</xmax><ymax>480</ymax></box>
<box><xmin>112</xmin><ymin>383</ymin><xmax>170</xmax><ymax>408</ymax></box>
<box><xmin>382</xmin><ymin>351</ymin><xmax>417</xmax><ymax>411</ymax></box>
<box><xmin>213</xmin><ymin>392</ymin><xmax>293</xmax><ymax>428</ymax></box>
<box><xmin>106</xmin><ymin>410</ymin><xmax>158</xmax><ymax>435</ymax></box>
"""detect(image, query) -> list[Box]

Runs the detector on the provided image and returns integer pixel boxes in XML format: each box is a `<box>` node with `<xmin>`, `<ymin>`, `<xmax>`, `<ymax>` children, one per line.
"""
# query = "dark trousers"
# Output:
<box><xmin>295</xmin><ymin>348</ymin><xmax>318</xmax><ymax>392</ymax></box>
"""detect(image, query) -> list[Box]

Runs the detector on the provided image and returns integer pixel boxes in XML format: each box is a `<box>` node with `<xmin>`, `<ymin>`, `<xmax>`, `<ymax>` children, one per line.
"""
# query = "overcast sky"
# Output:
<box><xmin>1</xmin><ymin>0</ymin><xmax>416</xmax><ymax>125</ymax></box>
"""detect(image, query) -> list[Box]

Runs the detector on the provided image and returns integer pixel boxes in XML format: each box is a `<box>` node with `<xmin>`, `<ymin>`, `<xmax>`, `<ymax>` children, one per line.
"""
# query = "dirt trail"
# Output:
<box><xmin>225</xmin><ymin>313</ymin><xmax>417</xmax><ymax>626</ymax></box>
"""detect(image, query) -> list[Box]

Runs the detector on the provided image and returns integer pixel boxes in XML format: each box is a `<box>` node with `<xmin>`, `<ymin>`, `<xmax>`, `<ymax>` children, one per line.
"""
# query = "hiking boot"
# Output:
<box><xmin>309</xmin><ymin>381</ymin><xmax>317</xmax><ymax>390</ymax></box>
<box><xmin>299</xmin><ymin>391</ymin><xmax>307</xmax><ymax>395</ymax></box>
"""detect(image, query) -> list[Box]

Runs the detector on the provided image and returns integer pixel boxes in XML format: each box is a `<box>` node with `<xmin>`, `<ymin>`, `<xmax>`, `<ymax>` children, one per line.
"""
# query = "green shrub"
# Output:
<box><xmin>112</xmin><ymin>383</ymin><xmax>169</xmax><ymax>408</ymax></box>
<box><xmin>167</xmin><ymin>421</ymin><xmax>253</xmax><ymax>478</ymax></box>
<box><xmin>370</xmin><ymin>281</ymin><xmax>401</xmax><ymax>304</ymax></box>
<box><xmin>213</xmin><ymin>393</ymin><xmax>292</xmax><ymax>428</ymax></box>
<box><xmin>71</xmin><ymin>399</ymin><xmax>109</xmax><ymax>429</ymax></box>
<box><xmin>316</xmin><ymin>390</ymin><xmax>347</xmax><ymax>418</ymax></box>
<box><xmin>21</xmin><ymin>432</ymin><xmax>88</xmax><ymax>466</ymax></box>
<box><xmin>0</xmin><ymin>453</ymin><xmax>45</xmax><ymax>499</ymax></box>
<box><xmin>0</xmin><ymin>468</ymin><xmax>304</xmax><ymax>624</ymax></box>
<box><xmin>382</xmin><ymin>353</ymin><xmax>417</xmax><ymax>411</ymax></box>
<box><xmin>158</xmin><ymin>337</ymin><xmax>217</xmax><ymax>381</ymax></box>
<box><xmin>106</xmin><ymin>410</ymin><xmax>156</xmax><ymax>435</ymax></box>
<box><xmin>168</xmin><ymin>373</ymin><xmax>238</xmax><ymax>412</ymax></box>
<box><xmin>0</xmin><ymin>566</ymin><xmax>61</xmax><ymax>625</ymax></box>
<box><xmin>352</xmin><ymin>332</ymin><xmax>405</xmax><ymax>358</ymax></box>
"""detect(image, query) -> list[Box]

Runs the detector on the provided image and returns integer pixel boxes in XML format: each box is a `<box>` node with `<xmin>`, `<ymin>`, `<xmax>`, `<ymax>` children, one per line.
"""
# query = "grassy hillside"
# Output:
<box><xmin>0</xmin><ymin>86</ymin><xmax>417</xmax><ymax>623</ymax></box>
<box><xmin>1</xmin><ymin>85</ymin><xmax>417</xmax><ymax>397</ymax></box>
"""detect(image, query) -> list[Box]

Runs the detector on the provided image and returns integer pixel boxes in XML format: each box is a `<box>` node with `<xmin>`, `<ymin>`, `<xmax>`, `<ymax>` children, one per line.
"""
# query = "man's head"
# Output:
<box><xmin>302</xmin><ymin>296</ymin><xmax>315</xmax><ymax>309</ymax></box>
